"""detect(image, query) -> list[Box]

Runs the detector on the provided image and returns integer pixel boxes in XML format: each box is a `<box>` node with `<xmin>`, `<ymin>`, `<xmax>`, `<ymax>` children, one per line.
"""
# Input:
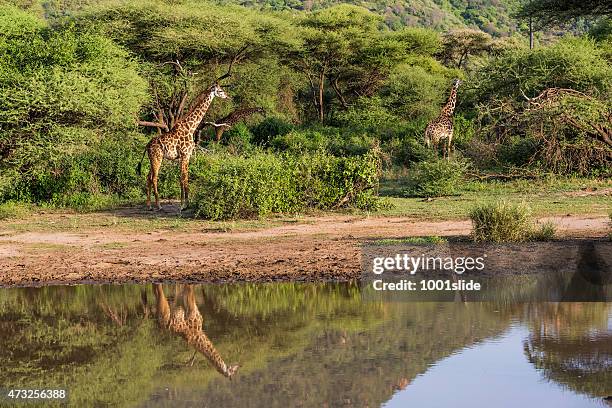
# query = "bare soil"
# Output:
<box><xmin>0</xmin><ymin>206</ymin><xmax>609</xmax><ymax>287</ymax></box>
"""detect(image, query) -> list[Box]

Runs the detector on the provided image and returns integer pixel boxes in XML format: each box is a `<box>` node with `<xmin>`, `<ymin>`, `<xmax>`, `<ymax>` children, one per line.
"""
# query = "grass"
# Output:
<box><xmin>377</xmin><ymin>176</ymin><xmax>612</xmax><ymax>220</ymax></box>
<box><xmin>0</xmin><ymin>201</ymin><xmax>31</xmax><ymax>220</ymax></box>
<box><xmin>0</xmin><ymin>177</ymin><xmax>609</xmax><ymax>235</ymax></box>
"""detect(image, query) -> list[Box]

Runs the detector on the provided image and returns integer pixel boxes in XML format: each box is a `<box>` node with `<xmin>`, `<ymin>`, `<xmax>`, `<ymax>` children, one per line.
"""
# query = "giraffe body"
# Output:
<box><xmin>425</xmin><ymin>79</ymin><xmax>462</xmax><ymax>159</ymax></box>
<box><xmin>140</xmin><ymin>84</ymin><xmax>228</xmax><ymax>210</ymax></box>
<box><xmin>202</xmin><ymin>107</ymin><xmax>265</xmax><ymax>143</ymax></box>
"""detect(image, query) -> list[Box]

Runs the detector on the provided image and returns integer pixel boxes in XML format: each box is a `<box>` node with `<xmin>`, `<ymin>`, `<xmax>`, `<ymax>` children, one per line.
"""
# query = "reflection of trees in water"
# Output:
<box><xmin>1</xmin><ymin>283</ymin><xmax>609</xmax><ymax>406</ymax></box>
<box><xmin>524</xmin><ymin>303</ymin><xmax>612</xmax><ymax>399</ymax></box>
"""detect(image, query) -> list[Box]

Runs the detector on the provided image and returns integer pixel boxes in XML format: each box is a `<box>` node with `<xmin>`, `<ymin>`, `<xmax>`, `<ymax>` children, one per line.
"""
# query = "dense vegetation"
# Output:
<box><xmin>0</xmin><ymin>0</ymin><xmax>609</xmax><ymax>219</ymax></box>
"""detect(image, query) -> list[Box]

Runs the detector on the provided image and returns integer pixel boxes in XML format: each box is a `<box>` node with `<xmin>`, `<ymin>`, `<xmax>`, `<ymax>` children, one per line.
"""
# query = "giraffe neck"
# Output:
<box><xmin>441</xmin><ymin>85</ymin><xmax>459</xmax><ymax>116</ymax></box>
<box><xmin>187</xmin><ymin>331</ymin><xmax>234</xmax><ymax>377</ymax></box>
<box><xmin>180</xmin><ymin>90</ymin><xmax>216</xmax><ymax>139</ymax></box>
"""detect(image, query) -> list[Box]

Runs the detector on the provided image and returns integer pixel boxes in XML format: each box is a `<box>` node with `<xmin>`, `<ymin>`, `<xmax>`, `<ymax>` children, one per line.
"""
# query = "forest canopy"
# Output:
<box><xmin>0</xmin><ymin>0</ymin><xmax>610</xmax><ymax>215</ymax></box>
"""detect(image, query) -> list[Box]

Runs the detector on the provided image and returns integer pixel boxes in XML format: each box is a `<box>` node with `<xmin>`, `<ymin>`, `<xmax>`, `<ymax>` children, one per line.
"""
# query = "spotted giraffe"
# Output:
<box><xmin>424</xmin><ymin>79</ymin><xmax>462</xmax><ymax>159</ymax></box>
<box><xmin>154</xmin><ymin>284</ymin><xmax>239</xmax><ymax>379</ymax></box>
<box><xmin>137</xmin><ymin>84</ymin><xmax>229</xmax><ymax>210</ymax></box>
<box><xmin>201</xmin><ymin>107</ymin><xmax>265</xmax><ymax>143</ymax></box>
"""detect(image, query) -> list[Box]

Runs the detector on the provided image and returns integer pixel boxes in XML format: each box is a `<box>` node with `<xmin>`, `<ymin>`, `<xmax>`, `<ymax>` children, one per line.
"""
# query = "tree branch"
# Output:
<box><xmin>138</xmin><ymin>120</ymin><xmax>169</xmax><ymax>132</ymax></box>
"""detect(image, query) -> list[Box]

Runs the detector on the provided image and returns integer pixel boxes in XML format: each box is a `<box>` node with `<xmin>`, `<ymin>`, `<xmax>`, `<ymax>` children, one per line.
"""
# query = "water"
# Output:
<box><xmin>0</xmin><ymin>283</ymin><xmax>610</xmax><ymax>407</ymax></box>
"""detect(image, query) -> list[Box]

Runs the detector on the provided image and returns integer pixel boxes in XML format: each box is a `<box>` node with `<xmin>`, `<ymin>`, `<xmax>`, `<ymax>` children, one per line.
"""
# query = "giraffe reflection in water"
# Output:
<box><xmin>153</xmin><ymin>284</ymin><xmax>240</xmax><ymax>379</ymax></box>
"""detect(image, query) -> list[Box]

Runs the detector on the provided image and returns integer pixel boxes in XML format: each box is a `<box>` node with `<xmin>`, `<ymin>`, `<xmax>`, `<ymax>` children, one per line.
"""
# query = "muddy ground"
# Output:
<box><xmin>0</xmin><ymin>206</ymin><xmax>609</xmax><ymax>287</ymax></box>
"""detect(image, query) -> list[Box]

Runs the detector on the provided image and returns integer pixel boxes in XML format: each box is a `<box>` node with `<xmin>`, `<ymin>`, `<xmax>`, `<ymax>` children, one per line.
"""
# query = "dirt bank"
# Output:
<box><xmin>0</xmin><ymin>210</ymin><xmax>609</xmax><ymax>287</ymax></box>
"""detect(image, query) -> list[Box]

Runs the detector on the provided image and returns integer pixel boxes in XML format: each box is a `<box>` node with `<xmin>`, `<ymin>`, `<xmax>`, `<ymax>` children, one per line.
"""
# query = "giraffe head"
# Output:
<box><xmin>226</xmin><ymin>364</ymin><xmax>240</xmax><ymax>380</ymax></box>
<box><xmin>453</xmin><ymin>78</ymin><xmax>462</xmax><ymax>88</ymax></box>
<box><xmin>211</xmin><ymin>83</ymin><xmax>229</xmax><ymax>99</ymax></box>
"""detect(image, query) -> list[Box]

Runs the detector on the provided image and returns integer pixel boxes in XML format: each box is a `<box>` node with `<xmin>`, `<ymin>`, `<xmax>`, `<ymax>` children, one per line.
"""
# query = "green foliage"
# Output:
<box><xmin>516</xmin><ymin>0</ymin><xmax>611</xmax><ymax>27</ymax></box>
<box><xmin>381</xmin><ymin>60</ymin><xmax>460</xmax><ymax>121</ymax></box>
<box><xmin>251</xmin><ymin>116</ymin><xmax>295</xmax><ymax>146</ymax></box>
<box><xmin>471</xmin><ymin>37</ymin><xmax>612</xmax><ymax>174</ymax></box>
<box><xmin>0</xmin><ymin>5</ymin><xmax>148</xmax><ymax>205</ymax></box>
<box><xmin>532</xmin><ymin>221</ymin><xmax>556</xmax><ymax>241</ymax></box>
<box><xmin>191</xmin><ymin>149</ymin><xmax>382</xmax><ymax>220</ymax></box>
<box><xmin>469</xmin><ymin>201</ymin><xmax>533</xmax><ymax>242</ymax></box>
<box><xmin>472</xmin><ymin>37</ymin><xmax>612</xmax><ymax>101</ymax></box>
<box><xmin>0</xmin><ymin>201</ymin><xmax>31</xmax><ymax>220</ymax></box>
<box><xmin>403</xmin><ymin>159</ymin><xmax>467</xmax><ymax>197</ymax></box>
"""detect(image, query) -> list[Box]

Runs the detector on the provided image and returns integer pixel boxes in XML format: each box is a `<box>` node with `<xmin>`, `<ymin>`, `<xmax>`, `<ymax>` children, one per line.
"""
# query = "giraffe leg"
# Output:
<box><xmin>146</xmin><ymin>173</ymin><xmax>152</xmax><ymax>211</ymax></box>
<box><xmin>180</xmin><ymin>157</ymin><xmax>190</xmax><ymax>209</ymax></box>
<box><xmin>149</xmin><ymin>151</ymin><xmax>163</xmax><ymax>211</ymax></box>
<box><xmin>215</xmin><ymin>127</ymin><xmax>224</xmax><ymax>143</ymax></box>
<box><xmin>185</xmin><ymin>350</ymin><xmax>197</xmax><ymax>366</ymax></box>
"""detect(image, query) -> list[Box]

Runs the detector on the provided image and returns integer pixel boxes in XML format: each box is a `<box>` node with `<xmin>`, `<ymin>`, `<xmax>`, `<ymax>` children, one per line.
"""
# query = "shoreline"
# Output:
<box><xmin>0</xmin><ymin>212</ymin><xmax>609</xmax><ymax>288</ymax></box>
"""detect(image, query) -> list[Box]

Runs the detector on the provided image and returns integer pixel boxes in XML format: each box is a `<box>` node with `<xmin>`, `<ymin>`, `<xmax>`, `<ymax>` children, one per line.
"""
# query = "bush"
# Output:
<box><xmin>1</xmin><ymin>135</ymin><xmax>152</xmax><ymax>209</ymax></box>
<box><xmin>470</xmin><ymin>37</ymin><xmax>612</xmax><ymax>174</ymax></box>
<box><xmin>191</xmin><ymin>149</ymin><xmax>382</xmax><ymax>220</ymax></box>
<box><xmin>0</xmin><ymin>201</ymin><xmax>31</xmax><ymax>220</ymax></box>
<box><xmin>469</xmin><ymin>201</ymin><xmax>548</xmax><ymax>243</ymax></box>
<box><xmin>251</xmin><ymin>117</ymin><xmax>295</xmax><ymax>146</ymax></box>
<box><xmin>0</xmin><ymin>6</ymin><xmax>148</xmax><ymax>206</ymax></box>
<box><xmin>532</xmin><ymin>221</ymin><xmax>556</xmax><ymax>241</ymax></box>
<box><xmin>403</xmin><ymin>159</ymin><xmax>467</xmax><ymax>197</ymax></box>
<box><xmin>470</xmin><ymin>201</ymin><xmax>532</xmax><ymax>242</ymax></box>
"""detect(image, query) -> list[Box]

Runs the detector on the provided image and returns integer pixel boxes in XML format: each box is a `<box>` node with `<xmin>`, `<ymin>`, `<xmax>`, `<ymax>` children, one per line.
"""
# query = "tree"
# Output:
<box><xmin>440</xmin><ymin>29</ymin><xmax>493</xmax><ymax>69</ymax></box>
<box><xmin>516</xmin><ymin>0</ymin><xmax>612</xmax><ymax>27</ymax></box>
<box><xmin>76</xmin><ymin>0</ymin><xmax>294</xmax><ymax>131</ymax></box>
<box><xmin>284</xmin><ymin>6</ymin><xmax>436</xmax><ymax>122</ymax></box>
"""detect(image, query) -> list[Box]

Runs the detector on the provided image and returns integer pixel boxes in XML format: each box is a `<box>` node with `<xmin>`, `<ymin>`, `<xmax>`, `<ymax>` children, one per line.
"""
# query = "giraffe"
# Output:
<box><xmin>154</xmin><ymin>284</ymin><xmax>239</xmax><ymax>379</ymax></box>
<box><xmin>424</xmin><ymin>79</ymin><xmax>462</xmax><ymax>159</ymax></box>
<box><xmin>137</xmin><ymin>83</ymin><xmax>229</xmax><ymax>210</ymax></box>
<box><xmin>200</xmin><ymin>107</ymin><xmax>265</xmax><ymax>143</ymax></box>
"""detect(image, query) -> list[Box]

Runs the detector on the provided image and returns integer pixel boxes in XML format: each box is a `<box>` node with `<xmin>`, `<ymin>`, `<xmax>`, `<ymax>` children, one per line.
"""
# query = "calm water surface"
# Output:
<box><xmin>0</xmin><ymin>282</ymin><xmax>610</xmax><ymax>407</ymax></box>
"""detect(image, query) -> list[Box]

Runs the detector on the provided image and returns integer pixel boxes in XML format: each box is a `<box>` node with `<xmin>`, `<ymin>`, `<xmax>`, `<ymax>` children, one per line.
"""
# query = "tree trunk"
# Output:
<box><xmin>318</xmin><ymin>72</ymin><xmax>325</xmax><ymax>123</ymax></box>
<box><xmin>529</xmin><ymin>16</ymin><xmax>534</xmax><ymax>49</ymax></box>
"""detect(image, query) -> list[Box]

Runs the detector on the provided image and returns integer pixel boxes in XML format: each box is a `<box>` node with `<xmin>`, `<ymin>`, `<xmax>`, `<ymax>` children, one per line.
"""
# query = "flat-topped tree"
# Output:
<box><xmin>79</xmin><ymin>1</ymin><xmax>292</xmax><ymax>133</ymax></box>
<box><xmin>137</xmin><ymin>55</ymin><xmax>243</xmax><ymax>211</ymax></box>
<box><xmin>517</xmin><ymin>0</ymin><xmax>612</xmax><ymax>27</ymax></box>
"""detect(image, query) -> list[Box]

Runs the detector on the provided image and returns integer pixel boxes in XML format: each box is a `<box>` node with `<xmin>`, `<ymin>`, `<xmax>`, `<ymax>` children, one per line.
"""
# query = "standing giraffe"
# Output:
<box><xmin>200</xmin><ymin>107</ymin><xmax>265</xmax><ymax>143</ymax></box>
<box><xmin>154</xmin><ymin>284</ymin><xmax>240</xmax><ymax>379</ymax></box>
<box><xmin>137</xmin><ymin>83</ymin><xmax>228</xmax><ymax>210</ymax></box>
<box><xmin>424</xmin><ymin>79</ymin><xmax>462</xmax><ymax>159</ymax></box>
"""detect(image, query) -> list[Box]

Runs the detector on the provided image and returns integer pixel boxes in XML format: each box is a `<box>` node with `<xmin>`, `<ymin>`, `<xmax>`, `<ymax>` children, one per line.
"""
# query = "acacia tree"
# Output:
<box><xmin>77</xmin><ymin>1</ymin><xmax>292</xmax><ymax>132</ymax></box>
<box><xmin>516</xmin><ymin>0</ymin><xmax>612</xmax><ymax>27</ymax></box>
<box><xmin>285</xmin><ymin>5</ymin><xmax>424</xmax><ymax>122</ymax></box>
<box><xmin>440</xmin><ymin>29</ymin><xmax>493</xmax><ymax>69</ymax></box>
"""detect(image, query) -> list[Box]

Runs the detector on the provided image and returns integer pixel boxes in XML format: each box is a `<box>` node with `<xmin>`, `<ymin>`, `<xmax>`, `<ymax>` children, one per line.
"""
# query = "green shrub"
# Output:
<box><xmin>387</xmin><ymin>136</ymin><xmax>434</xmax><ymax>166</ymax></box>
<box><xmin>224</xmin><ymin>123</ymin><xmax>255</xmax><ymax>154</ymax></box>
<box><xmin>0</xmin><ymin>201</ymin><xmax>31</xmax><ymax>220</ymax></box>
<box><xmin>191</xmin><ymin>149</ymin><xmax>382</xmax><ymax>220</ymax></box>
<box><xmin>403</xmin><ymin>159</ymin><xmax>467</xmax><ymax>197</ymax></box>
<box><xmin>251</xmin><ymin>117</ymin><xmax>295</xmax><ymax>146</ymax></box>
<box><xmin>532</xmin><ymin>221</ymin><xmax>556</xmax><ymax>241</ymax></box>
<box><xmin>271</xmin><ymin>130</ymin><xmax>329</xmax><ymax>153</ymax></box>
<box><xmin>470</xmin><ymin>203</ymin><xmax>557</xmax><ymax>242</ymax></box>
<box><xmin>469</xmin><ymin>201</ymin><xmax>533</xmax><ymax>243</ymax></box>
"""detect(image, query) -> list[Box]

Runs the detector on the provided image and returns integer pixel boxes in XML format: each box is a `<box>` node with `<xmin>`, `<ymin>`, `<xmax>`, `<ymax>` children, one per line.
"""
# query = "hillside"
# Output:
<box><xmin>229</xmin><ymin>0</ymin><xmax>523</xmax><ymax>35</ymax></box>
<box><xmin>16</xmin><ymin>0</ymin><xmax>523</xmax><ymax>36</ymax></box>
